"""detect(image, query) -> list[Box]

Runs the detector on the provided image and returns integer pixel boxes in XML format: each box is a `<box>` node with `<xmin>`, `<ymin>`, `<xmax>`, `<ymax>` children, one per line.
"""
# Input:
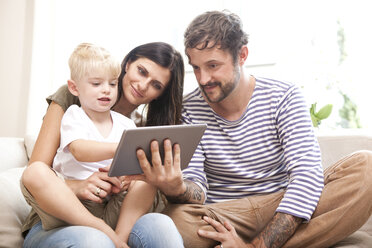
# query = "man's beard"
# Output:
<box><xmin>200</xmin><ymin>67</ymin><xmax>240</xmax><ymax>103</ymax></box>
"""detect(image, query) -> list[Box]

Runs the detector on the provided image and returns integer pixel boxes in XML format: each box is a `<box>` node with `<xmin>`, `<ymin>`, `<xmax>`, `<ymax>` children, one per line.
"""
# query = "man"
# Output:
<box><xmin>136</xmin><ymin>10</ymin><xmax>372</xmax><ymax>248</ymax></box>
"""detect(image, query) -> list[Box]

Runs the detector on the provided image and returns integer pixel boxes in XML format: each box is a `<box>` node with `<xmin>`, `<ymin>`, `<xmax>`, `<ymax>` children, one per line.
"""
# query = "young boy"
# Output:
<box><xmin>21</xmin><ymin>43</ymin><xmax>156</xmax><ymax>248</ymax></box>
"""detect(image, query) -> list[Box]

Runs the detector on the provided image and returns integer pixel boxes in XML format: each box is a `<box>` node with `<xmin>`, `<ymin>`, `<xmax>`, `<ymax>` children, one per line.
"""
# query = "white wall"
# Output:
<box><xmin>1</xmin><ymin>0</ymin><xmax>371</xmax><ymax>138</ymax></box>
<box><xmin>0</xmin><ymin>0</ymin><xmax>34</xmax><ymax>138</ymax></box>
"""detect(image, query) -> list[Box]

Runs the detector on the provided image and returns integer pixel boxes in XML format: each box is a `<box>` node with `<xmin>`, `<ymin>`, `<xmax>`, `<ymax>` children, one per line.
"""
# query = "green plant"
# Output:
<box><xmin>338</xmin><ymin>91</ymin><xmax>361</xmax><ymax>128</ymax></box>
<box><xmin>310</xmin><ymin>103</ymin><xmax>333</xmax><ymax>127</ymax></box>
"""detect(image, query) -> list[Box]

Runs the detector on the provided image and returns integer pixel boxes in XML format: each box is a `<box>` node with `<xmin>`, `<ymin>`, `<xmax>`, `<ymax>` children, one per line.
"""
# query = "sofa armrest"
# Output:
<box><xmin>24</xmin><ymin>134</ymin><xmax>37</xmax><ymax>161</ymax></box>
<box><xmin>0</xmin><ymin>167</ymin><xmax>31</xmax><ymax>248</ymax></box>
<box><xmin>0</xmin><ymin>138</ymin><xmax>28</xmax><ymax>172</ymax></box>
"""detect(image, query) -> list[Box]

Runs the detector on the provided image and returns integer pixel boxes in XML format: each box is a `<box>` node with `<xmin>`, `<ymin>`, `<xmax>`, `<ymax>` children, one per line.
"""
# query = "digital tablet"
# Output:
<box><xmin>108</xmin><ymin>124</ymin><xmax>207</xmax><ymax>176</ymax></box>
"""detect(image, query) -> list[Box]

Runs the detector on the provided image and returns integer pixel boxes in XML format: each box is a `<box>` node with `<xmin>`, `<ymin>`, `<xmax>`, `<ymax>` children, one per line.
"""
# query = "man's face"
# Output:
<box><xmin>187</xmin><ymin>46</ymin><xmax>240</xmax><ymax>103</ymax></box>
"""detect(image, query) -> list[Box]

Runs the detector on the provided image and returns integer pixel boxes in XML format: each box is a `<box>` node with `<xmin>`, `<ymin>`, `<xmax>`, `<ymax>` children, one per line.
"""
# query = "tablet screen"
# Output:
<box><xmin>108</xmin><ymin>124</ymin><xmax>207</xmax><ymax>176</ymax></box>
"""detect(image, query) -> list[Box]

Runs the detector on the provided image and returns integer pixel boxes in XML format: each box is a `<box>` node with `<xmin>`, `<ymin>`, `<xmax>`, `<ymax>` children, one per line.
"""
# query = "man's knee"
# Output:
<box><xmin>337</xmin><ymin>150</ymin><xmax>372</xmax><ymax>199</ymax></box>
<box><xmin>357</xmin><ymin>150</ymin><xmax>372</xmax><ymax>163</ymax></box>
<box><xmin>350</xmin><ymin>150</ymin><xmax>372</xmax><ymax>176</ymax></box>
<box><xmin>352</xmin><ymin>150</ymin><xmax>372</xmax><ymax>160</ymax></box>
<box><xmin>332</xmin><ymin>150</ymin><xmax>372</xmax><ymax>175</ymax></box>
<box><xmin>356</xmin><ymin>150</ymin><xmax>372</xmax><ymax>186</ymax></box>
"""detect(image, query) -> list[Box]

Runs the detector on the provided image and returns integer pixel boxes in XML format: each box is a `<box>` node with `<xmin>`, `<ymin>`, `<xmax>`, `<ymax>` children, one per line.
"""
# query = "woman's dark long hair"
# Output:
<box><xmin>116</xmin><ymin>42</ymin><xmax>184</xmax><ymax>126</ymax></box>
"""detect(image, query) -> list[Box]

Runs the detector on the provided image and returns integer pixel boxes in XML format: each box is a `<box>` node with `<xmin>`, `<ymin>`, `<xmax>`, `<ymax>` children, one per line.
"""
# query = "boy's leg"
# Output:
<box><xmin>164</xmin><ymin>190</ymin><xmax>284</xmax><ymax>248</ymax></box>
<box><xmin>283</xmin><ymin>150</ymin><xmax>372</xmax><ymax>248</ymax></box>
<box><xmin>109</xmin><ymin>181</ymin><xmax>157</xmax><ymax>244</ymax></box>
<box><xmin>21</xmin><ymin>162</ymin><xmax>122</xmax><ymax>246</ymax></box>
<box><xmin>102</xmin><ymin>191</ymin><xmax>126</xmax><ymax>229</ymax></box>
<box><xmin>21</xmin><ymin>163</ymin><xmax>69</xmax><ymax>230</ymax></box>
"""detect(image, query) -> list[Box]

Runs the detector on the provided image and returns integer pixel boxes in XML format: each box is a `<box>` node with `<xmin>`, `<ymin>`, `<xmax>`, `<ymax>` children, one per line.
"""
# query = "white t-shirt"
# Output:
<box><xmin>53</xmin><ymin>105</ymin><xmax>136</xmax><ymax>180</ymax></box>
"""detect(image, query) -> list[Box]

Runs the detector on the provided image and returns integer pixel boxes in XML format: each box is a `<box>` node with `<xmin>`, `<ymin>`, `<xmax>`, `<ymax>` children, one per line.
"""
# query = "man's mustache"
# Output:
<box><xmin>201</xmin><ymin>81</ymin><xmax>221</xmax><ymax>88</ymax></box>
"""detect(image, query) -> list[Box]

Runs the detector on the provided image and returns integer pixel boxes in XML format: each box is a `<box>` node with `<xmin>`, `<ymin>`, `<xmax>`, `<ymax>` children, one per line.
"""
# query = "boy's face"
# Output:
<box><xmin>187</xmin><ymin>45</ymin><xmax>240</xmax><ymax>103</ymax></box>
<box><xmin>73</xmin><ymin>68</ymin><xmax>118</xmax><ymax>113</ymax></box>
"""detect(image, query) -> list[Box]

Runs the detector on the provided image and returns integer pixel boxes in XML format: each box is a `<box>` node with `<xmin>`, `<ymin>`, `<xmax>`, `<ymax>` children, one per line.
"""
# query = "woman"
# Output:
<box><xmin>21</xmin><ymin>42</ymin><xmax>184</xmax><ymax>248</ymax></box>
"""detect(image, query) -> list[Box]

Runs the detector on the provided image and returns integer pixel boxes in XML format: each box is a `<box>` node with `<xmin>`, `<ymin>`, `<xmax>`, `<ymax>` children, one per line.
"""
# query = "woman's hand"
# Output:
<box><xmin>66</xmin><ymin>166</ymin><xmax>127</xmax><ymax>203</ymax></box>
<box><xmin>198</xmin><ymin>216</ymin><xmax>250</xmax><ymax>248</ymax></box>
<box><xmin>131</xmin><ymin>139</ymin><xmax>186</xmax><ymax>197</ymax></box>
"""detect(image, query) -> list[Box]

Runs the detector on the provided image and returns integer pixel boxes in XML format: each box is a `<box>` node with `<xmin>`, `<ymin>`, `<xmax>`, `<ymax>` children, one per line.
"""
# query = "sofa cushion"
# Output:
<box><xmin>24</xmin><ymin>134</ymin><xmax>37</xmax><ymax>160</ymax></box>
<box><xmin>332</xmin><ymin>230</ymin><xmax>372</xmax><ymax>248</ymax></box>
<box><xmin>0</xmin><ymin>167</ymin><xmax>31</xmax><ymax>248</ymax></box>
<box><xmin>317</xmin><ymin>132</ymin><xmax>372</xmax><ymax>169</ymax></box>
<box><xmin>0</xmin><ymin>138</ymin><xmax>28</xmax><ymax>171</ymax></box>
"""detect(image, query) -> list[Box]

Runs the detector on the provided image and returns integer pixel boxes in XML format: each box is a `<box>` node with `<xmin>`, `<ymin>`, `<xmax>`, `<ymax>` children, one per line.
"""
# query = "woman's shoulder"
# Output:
<box><xmin>131</xmin><ymin>110</ymin><xmax>144</xmax><ymax>127</ymax></box>
<box><xmin>46</xmin><ymin>84</ymin><xmax>80</xmax><ymax>112</ymax></box>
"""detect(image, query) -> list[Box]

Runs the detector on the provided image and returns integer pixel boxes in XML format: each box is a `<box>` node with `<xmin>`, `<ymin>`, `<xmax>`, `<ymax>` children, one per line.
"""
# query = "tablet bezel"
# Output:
<box><xmin>108</xmin><ymin>124</ymin><xmax>207</xmax><ymax>176</ymax></box>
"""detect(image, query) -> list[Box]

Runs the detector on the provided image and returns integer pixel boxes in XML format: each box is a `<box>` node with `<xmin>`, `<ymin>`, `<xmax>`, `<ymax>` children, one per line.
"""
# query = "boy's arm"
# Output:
<box><xmin>114</xmin><ymin>181</ymin><xmax>157</xmax><ymax>243</ymax></box>
<box><xmin>68</xmin><ymin>140</ymin><xmax>118</xmax><ymax>162</ymax></box>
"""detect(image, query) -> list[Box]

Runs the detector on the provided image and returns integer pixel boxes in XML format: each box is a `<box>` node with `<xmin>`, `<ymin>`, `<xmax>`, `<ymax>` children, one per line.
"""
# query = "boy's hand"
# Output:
<box><xmin>119</xmin><ymin>179</ymin><xmax>131</xmax><ymax>192</ymax></box>
<box><xmin>98</xmin><ymin>166</ymin><xmax>129</xmax><ymax>192</ymax></box>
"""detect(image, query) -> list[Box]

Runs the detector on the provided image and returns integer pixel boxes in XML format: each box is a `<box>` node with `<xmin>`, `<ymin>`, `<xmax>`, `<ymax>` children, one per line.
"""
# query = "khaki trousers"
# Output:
<box><xmin>164</xmin><ymin>151</ymin><xmax>372</xmax><ymax>248</ymax></box>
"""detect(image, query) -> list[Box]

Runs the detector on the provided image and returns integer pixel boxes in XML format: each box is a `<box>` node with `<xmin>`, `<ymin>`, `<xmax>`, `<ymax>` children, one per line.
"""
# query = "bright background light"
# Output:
<box><xmin>1</xmin><ymin>0</ymin><xmax>371</xmax><ymax>136</ymax></box>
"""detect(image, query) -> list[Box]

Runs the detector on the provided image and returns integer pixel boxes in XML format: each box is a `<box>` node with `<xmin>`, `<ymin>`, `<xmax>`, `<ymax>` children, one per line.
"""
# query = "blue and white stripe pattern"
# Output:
<box><xmin>181</xmin><ymin>77</ymin><xmax>324</xmax><ymax>221</ymax></box>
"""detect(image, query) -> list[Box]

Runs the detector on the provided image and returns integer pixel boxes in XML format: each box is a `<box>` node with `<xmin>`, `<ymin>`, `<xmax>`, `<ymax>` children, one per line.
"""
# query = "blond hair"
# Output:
<box><xmin>68</xmin><ymin>43</ymin><xmax>120</xmax><ymax>82</ymax></box>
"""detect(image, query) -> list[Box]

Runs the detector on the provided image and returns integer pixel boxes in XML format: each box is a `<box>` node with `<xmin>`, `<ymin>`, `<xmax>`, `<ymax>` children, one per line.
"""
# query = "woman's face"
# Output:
<box><xmin>123</xmin><ymin>57</ymin><xmax>171</xmax><ymax>106</ymax></box>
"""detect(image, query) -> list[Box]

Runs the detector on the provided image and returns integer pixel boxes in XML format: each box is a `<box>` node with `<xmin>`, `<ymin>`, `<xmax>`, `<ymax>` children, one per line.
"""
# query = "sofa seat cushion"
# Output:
<box><xmin>0</xmin><ymin>167</ymin><xmax>31</xmax><ymax>248</ymax></box>
<box><xmin>332</xmin><ymin>230</ymin><xmax>372</xmax><ymax>247</ymax></box>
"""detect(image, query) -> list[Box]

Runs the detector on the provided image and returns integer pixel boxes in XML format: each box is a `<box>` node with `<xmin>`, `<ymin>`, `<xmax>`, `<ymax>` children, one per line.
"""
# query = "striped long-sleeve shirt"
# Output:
<box><xmin>181</xmin><ymin>77</ymin><xmax>324</xmax><ymax>221</ymax></box>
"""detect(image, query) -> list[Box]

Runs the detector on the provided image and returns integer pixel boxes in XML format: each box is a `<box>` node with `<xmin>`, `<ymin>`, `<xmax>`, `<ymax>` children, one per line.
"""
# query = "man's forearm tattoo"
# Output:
<box><xmin>167</xmin><ymin>180</ymin><xmax>204</xmax><ymax>204</ymax></box>
<box><xmin>257</xmin><ymin>212</ymin><xmax>302</xmax><ymax>248</ymax></box>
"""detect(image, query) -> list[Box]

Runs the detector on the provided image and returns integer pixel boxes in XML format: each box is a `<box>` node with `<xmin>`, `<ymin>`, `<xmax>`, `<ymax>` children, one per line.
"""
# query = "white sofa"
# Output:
<box><xmin>0</xmin><ymin>132</ymin><xmax>372</xmax><ymax>248</ymax></box>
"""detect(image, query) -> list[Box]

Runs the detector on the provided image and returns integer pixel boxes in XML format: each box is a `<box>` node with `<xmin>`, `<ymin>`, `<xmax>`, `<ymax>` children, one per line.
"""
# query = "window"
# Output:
<box><xmin>27</xmin><ymin>0</ymin><xmax>372</xmax><ymax>134</ymax></box>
